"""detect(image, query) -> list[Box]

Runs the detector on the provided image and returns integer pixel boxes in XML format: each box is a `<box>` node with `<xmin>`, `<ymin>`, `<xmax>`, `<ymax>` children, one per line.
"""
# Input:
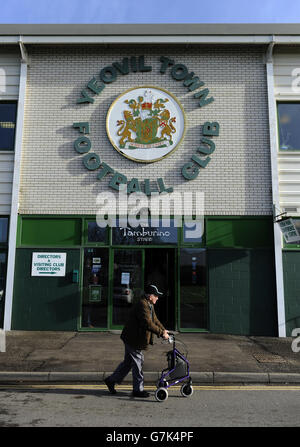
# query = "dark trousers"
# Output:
<box><xmin>108</xmin><ymin>342</ymin><xmax>144</xmax><ymax>392</ymax></box>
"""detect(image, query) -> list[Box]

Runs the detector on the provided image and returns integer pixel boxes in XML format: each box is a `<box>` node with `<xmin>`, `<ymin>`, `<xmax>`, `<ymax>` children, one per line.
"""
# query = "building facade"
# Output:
<box><xmin>0</xmin><ymin>24</ymin><xmax>299</xmax><ymax>336</ymax></box>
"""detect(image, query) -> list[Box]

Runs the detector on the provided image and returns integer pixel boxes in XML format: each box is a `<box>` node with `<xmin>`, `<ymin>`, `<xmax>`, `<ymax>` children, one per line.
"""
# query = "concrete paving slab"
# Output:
<box><xmin>1</xmin><ymin>331</ymin><xmax>300</xmax><ymax>384</ymax></box>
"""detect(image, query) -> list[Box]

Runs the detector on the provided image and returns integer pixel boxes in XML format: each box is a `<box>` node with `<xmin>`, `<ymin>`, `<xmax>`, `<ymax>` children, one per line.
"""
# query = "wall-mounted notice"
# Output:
<box><xmin>278</xmin><ymin>218</ymin><xmax>300</xmax><ymax>243</ymax></box>
<box><xmin>121</xmin><ymin>272</ymin><xmax>130</xmax><ymax>285</ymax></box>
<box><xmin>31</xmin><ymin>253</ymin><xmax>67</xmax><ymax>277</ymax></box>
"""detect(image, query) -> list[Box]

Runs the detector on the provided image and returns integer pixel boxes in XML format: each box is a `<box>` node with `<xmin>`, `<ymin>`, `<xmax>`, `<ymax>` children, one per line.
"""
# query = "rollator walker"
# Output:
<box><xmin>155</xmin><ymin>333</ymin><xmax>193</xmax><ymax>402</ymax></box>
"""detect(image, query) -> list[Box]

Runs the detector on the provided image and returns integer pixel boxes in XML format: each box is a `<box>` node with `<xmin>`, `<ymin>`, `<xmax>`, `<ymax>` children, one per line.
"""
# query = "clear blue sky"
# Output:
<box><xmin>1</xmin><ymin>0</ymin><xmax>300</xmax><ymax>23</ymax></box>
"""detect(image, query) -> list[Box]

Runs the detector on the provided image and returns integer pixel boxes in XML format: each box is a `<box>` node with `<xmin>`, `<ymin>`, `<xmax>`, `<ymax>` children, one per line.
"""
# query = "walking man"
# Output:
<box><xmin>105</xmin><ymin>284</ymin><xmax>169</xmax><ymax>398</ymax></box>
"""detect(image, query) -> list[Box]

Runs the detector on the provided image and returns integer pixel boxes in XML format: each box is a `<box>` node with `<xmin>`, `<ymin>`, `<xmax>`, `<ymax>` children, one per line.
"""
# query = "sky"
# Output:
<box><xmin>1</xmin><ymin>0</ymin><xmax>300</xmax><ymax>24</ymax></box>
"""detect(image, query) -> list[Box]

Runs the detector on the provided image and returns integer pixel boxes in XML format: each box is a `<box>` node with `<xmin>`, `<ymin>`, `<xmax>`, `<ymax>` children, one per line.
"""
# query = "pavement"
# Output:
<box><xmin>1</xmin><ymin>331</ymin><xmax>300</xmax><ymax>385</ymax></box>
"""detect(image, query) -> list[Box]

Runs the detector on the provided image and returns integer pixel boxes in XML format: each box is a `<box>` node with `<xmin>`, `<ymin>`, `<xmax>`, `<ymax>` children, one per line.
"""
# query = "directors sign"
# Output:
<box><xmin>31</xmin><ymin>253</ymin><xmax>67</xmax><ymax>277</ymax></box>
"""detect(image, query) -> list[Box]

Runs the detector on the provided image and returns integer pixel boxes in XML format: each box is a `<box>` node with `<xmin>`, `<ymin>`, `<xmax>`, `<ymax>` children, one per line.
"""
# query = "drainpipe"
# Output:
<box><xmin>3</xmin><ymin>37</ymin><xmax>28</xmax><ymax>330</ymax></box>
<box><xmin>265</xmin><ymin>36</ymin><xmax>286</xmax><ymax>337</ymax></box>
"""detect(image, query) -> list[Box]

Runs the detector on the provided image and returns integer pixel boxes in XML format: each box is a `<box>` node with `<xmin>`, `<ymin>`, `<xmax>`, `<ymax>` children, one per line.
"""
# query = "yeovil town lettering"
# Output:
<box><xmin>72</xmin><ymin>55</ymin><xmax>220</xmax><ymax>194</ymax></box>
<box><xmin>77</xmin><ymin>56</ymin><xmax>214</xmax><ymax>108</ymax></box>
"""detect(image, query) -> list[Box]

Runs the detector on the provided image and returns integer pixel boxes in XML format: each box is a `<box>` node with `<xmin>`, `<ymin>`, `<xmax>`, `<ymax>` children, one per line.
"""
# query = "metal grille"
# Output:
<box><xmin>252</xmin><ymin>353</ymin><xmax>286</xmax><ymax>363</ymax></box>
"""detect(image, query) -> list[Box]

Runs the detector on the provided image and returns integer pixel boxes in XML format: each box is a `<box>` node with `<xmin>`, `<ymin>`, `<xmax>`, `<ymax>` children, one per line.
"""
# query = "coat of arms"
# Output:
<box><xmin>116</xmin><ymin>90</ymin><xmax>177</xmax><ymax>149</ymax></box>
<box><xmin>106</xmin><ymin>86</ymin><xmax>185</xmax><ymax>163</ymax></box>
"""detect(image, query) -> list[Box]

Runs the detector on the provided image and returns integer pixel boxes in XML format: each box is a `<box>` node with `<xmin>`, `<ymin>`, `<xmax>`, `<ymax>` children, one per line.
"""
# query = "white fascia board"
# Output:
<box><xmin>275</xmin><ymin>36</ymin><xmax>300</xmax><ymax>44</ymax></box>
<box><xmin>0</xmin><ymin>36</ymin><xmax>19</xmax><ymax>44</ymax></box>
<box><xmin>1</xmin><ymin>34</ymin><xmax>300</xmax><ymax>45</ymax></box>
<box><xmin>0</xmin><ymin>34</ymin><xmax>282</xmax><ymax>45</ymax></box>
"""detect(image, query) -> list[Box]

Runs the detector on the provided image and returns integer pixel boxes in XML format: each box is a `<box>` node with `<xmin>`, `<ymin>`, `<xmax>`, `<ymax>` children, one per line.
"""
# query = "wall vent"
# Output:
<box><xmin>284</xmin><ymin>207</ymin><xmax>298</xmax><ymax>213</ymax></box>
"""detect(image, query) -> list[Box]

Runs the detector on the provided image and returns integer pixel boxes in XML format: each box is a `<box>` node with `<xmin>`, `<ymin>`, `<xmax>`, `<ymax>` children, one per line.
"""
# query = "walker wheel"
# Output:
<box><xmin>157</xmin><ymin>380</ymin><xmax>168</xmax><ymax>388</ymax></box>
<box><xmin>155</xmin><ymin>387</ymin><xmax>168</xmax><ymax>402</ymax></box>
<box><xmin>180</xmin><ymin>383</ymin><xmax>194</xmax><ymax>398</ymax></box>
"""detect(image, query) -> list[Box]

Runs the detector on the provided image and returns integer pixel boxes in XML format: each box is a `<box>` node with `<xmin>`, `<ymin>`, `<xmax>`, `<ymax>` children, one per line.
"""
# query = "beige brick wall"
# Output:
<box><xmin>19</xmin><ymin>44</ymin><xmax>272</xmax><ymax>215</ymax></box>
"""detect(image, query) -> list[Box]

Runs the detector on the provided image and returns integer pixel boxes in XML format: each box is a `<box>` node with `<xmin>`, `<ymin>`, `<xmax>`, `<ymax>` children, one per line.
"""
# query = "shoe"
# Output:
<box><xmin>132</xmin><ymin>390</ymin><xmax>150</xmax><ymax>398</ymax></box>
<box><xmin>104</xmin><ymin>378</ymin><xmax>117</xmax><ymax>395</ymax></box>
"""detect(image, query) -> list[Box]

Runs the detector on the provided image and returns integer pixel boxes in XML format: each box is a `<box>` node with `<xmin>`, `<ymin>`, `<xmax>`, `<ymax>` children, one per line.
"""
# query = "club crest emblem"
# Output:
<box><xmin>106</xmin><ymin>86</ymin><xmax>186</xmax><ymax>162</ymax></box>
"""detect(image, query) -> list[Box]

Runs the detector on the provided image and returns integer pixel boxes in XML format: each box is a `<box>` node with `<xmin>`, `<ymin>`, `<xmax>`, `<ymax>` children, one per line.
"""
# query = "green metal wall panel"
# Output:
<box><xmin>12</xmin><ymin>249</ymin><xmax>81</xmax><ymax>331</ymax></box>
<box><xmin>0</xmin><ymin>250</ymin><xmax>7</xmax><ymax>328</ymax></box>
<box><xmin>20</xmin><ymin>218</ymin><xmax>82</xmax><ymax>246</ymax></box>
<box><xmin>208</xmin><ymin>249</ymin><xmax>277</xmax><ymax>335</ymax></box>
<box><xmin>283</xmin><ymin>251</ymin><xmax>300</xmax><ymax>336</ymax></box>
<box><xmin>206</xmin><ymin>218</ymin><xmax>273</xmax><ymax>248</ymax></box>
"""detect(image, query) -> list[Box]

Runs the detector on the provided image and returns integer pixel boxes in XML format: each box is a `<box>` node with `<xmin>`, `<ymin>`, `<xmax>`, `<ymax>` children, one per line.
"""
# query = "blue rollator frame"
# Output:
<box><xmin>155</xmin><ymin>333</ymin><xmax>193</xmax><ymax>402</ymax></box>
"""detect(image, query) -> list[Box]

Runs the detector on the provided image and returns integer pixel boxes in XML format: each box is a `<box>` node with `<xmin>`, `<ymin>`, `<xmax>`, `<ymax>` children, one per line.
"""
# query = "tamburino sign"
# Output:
<box><xmin>72</xmin><ymin>55</ymin><xmax>220</xmax><ymax>195</ymax></box>
<box><xmin>31</xmin><ymin>253</ymin><xmax>67</xmax><ymax>277</ymax></box>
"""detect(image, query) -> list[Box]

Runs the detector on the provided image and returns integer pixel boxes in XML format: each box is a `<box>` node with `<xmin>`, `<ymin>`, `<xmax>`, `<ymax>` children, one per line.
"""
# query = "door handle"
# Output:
<box><xmin>72</xmin><ymin>270</ymin><xmax>79</xmax><ymax>283</ymax></box>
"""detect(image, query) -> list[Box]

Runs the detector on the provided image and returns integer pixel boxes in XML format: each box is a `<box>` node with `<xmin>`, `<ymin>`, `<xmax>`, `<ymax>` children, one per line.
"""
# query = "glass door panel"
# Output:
<box><xmin>180</xmin><ymin>248</ymin><xmax>207</xmax><ymax>329</ymax></box>
<box><xmin>112</xmin><ymin>249</ymin><xmax>143</xmax><ymax>327</ymax></box>
<box><xmin>81</xmin><ymin>248</ymin><xmax>109</xmax><ymax>328</ymax></box>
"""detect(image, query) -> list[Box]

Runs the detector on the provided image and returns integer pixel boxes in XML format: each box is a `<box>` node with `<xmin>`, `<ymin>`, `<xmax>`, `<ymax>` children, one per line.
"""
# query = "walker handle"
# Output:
<box><xmin>168</xmin><ymin>332</ymin><xmax>175</xmax><ymax>344</ymax></box>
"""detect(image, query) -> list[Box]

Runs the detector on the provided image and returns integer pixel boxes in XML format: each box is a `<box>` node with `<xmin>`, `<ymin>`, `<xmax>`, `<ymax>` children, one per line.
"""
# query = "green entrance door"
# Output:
<box><xmin>81</xmin><ymin>248</ymin><xmax>109</xmax><ymax>329</ymax></box>
<box><xmin>112</xmin><ymin>249</ymin><xmax>144</xmax><ymax>328</ymax></box>
<box><xmin>144</xmin><ymin>248</ymin><xmax>176</xmax><ymax>330</ymax></box>
<box><xmin>80</xmin><ymin>246</ymin><xmax>208</xmax><ymax>331</ymax></box>
<box><xmin>111</xmin><ymin>248</ymin><xmax>176</xmax><ymax>330</ymax></box>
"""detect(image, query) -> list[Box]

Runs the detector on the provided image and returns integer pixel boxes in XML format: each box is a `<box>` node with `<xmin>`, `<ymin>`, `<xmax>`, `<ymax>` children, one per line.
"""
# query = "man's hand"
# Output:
<box><xmin>162</xmin><ymin>330</ymin><xmax>169</xmax><ymax>340</ymax></box>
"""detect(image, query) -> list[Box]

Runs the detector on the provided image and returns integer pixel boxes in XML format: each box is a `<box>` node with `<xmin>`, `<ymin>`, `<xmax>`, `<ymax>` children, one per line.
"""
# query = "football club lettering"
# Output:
<box><xmin>72</xmin><ymin>55</ymin><xmax>220</xmax><ymax>194</ymax></box>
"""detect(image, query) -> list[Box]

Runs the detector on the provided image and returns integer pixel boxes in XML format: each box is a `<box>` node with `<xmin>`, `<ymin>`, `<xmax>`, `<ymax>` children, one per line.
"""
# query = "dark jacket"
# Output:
<box><xmin>121</xmin><ymin>296</ymin><xmax>166</xmax><ymax>350</ymax></box>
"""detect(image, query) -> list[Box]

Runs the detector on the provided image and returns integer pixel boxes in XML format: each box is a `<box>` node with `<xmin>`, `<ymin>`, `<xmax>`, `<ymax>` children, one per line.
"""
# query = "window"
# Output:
<box><xmin>278</xmin><ymin>102</ymin><xmax>300</xmax><ymax>151</ymax></box>
<box><xmin>87</xmin><ymin>221</ymin><xmax>107</xmax><ymax>244</ymax></box>
<box><xmin>183</xmin><ymin>219</ymin><xmax>204</xmax><ymax>244</ymax></box>
<box><xmin>180</xmin><ymin>248</ymin><xmax>207</xmax><ymax>329</ymax></box>
<box><xmin>0</xmin><ymin>218</ymin><xmax>8</xmax><ymax>243</ymax></box>
<box><xmin>0</xmin><ymin>102</ymin><xmax>17</xmax><ymax>151</ymax></box>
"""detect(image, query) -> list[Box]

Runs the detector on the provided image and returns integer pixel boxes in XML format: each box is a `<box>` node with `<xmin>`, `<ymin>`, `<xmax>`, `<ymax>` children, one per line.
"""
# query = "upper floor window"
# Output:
<box><xmin>0</xmin><ymin>102</ymin><xmax>17</xmax><ymax>151</ymax></box>
<box><xmin>278</xmin><ymin>102</ymin><xmax>300</xmax><ymax>151</ymax></box>
<box><xmin>0</xmin><ymin>217</ymin><xmax>8</xmax><ymax>244</ymax></box>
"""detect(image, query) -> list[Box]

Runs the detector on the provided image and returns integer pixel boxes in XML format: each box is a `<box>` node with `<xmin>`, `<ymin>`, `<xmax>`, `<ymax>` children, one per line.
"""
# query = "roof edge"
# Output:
<box><xmin>1</xmin><ymin>23</ymin><xmax>300</xmax><ymax>36</ymax></box>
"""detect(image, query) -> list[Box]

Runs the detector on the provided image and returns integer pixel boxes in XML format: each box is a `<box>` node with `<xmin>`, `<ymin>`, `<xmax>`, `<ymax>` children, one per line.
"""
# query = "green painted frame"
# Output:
<box><xmin>16</xmin><ymin>214</ymin><xmax>274</xmax><ymax>333</ymax></box>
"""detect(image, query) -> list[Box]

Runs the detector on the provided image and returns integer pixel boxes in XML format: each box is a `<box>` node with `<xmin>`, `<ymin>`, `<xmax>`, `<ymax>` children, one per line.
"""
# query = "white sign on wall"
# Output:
<box><xmin>278</xmin><ymin>218</ymin><xmax>300</xmax><ymax>243</ymax></box>
<box><xmin>31</xmin><ymin>253</ymin><xmax>67</xmax><ymax>277</ymax></box>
